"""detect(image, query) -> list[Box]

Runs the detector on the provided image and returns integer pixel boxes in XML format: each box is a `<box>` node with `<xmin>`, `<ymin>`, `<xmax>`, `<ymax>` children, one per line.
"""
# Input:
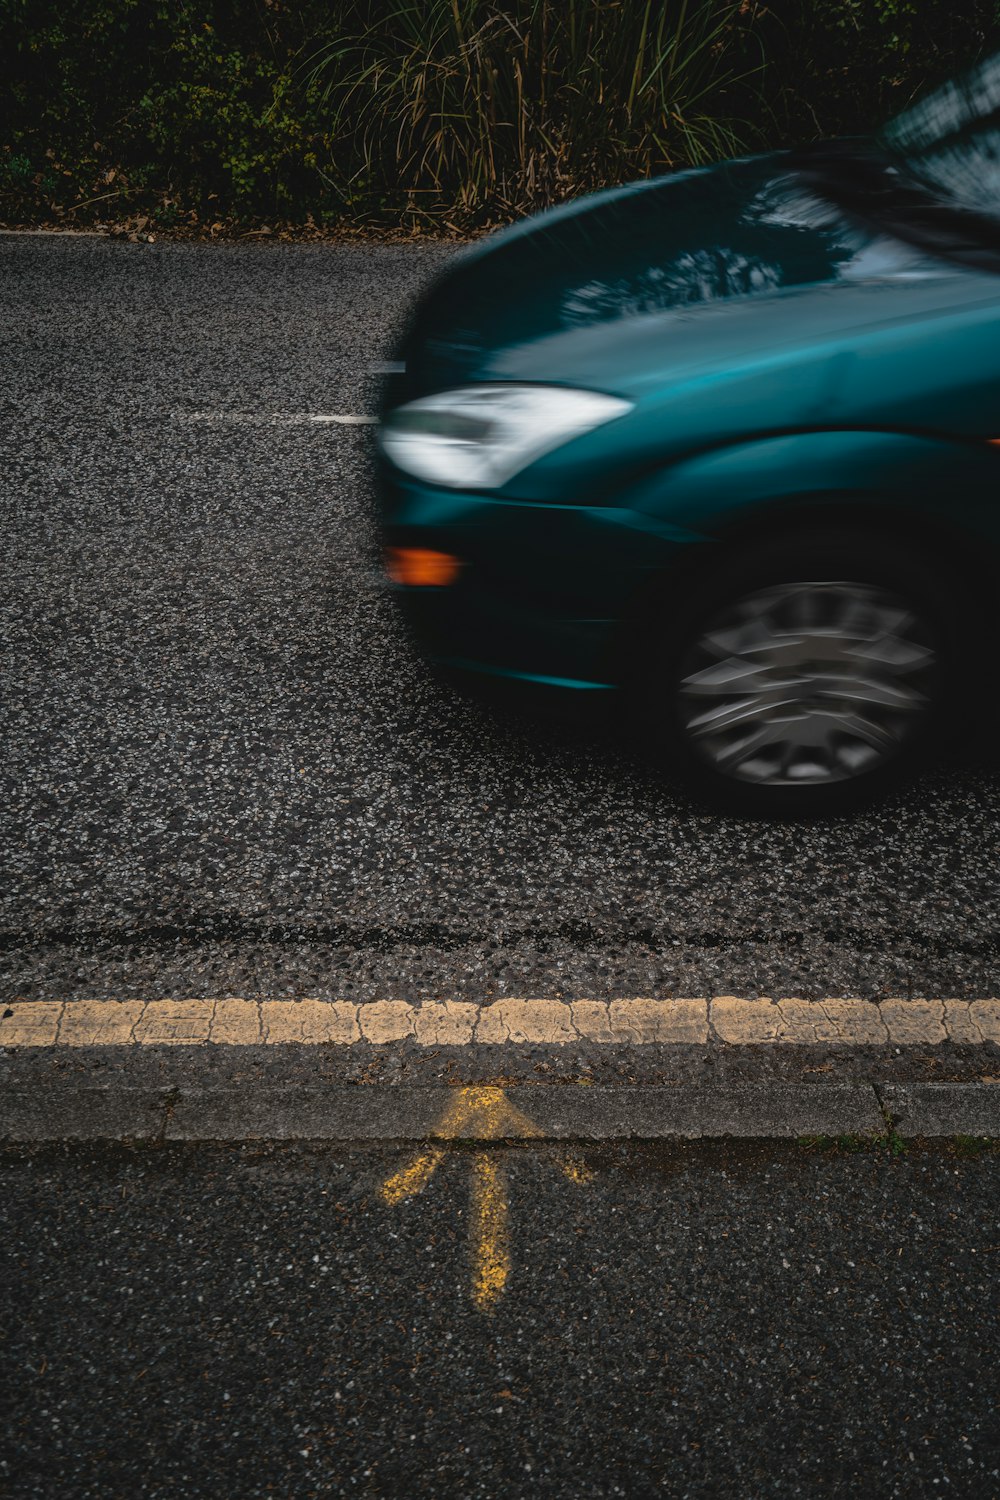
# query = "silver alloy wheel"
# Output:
<box><xmin>676</xmin><ymin>581</ymin><xmax>938</xmax><ymax>786</ymax></box>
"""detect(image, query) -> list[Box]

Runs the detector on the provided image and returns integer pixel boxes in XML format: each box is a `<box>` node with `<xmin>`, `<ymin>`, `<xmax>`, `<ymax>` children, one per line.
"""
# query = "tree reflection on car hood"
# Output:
<box><xmin>397</xmin><ymin>152</ymin><xmax>943</xmax><ymax>400</ymax></box>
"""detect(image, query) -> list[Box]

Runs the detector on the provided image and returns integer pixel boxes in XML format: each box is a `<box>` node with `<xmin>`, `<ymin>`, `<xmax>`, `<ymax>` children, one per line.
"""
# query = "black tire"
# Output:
<box><xmin>634</xmin><ymin>531</ymin><xmax>960</xmax><ymax>817</ymax></box>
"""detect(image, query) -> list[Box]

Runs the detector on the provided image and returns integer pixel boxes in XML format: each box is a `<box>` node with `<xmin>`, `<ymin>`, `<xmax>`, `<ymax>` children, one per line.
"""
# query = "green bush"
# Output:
<box><xmin>1</xmin><ymin>0</ymin><xmax>334</xmax><ymax>223</ymax></box>
<box><xmin>1</xmin><ymin>0</ymin><xmax>998</xmax><ymax>230</ymax></box>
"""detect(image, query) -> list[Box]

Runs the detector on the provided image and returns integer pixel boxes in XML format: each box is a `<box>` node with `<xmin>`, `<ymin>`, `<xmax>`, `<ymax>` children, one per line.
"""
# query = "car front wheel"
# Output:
<box><xmin>645</xmin><ymin>534</ymin><xmax>957</xmax><ymax>815</ymax></box>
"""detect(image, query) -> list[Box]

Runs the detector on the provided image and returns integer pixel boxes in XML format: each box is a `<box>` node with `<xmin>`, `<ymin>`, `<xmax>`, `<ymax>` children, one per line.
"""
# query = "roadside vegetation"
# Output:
<box><xmin>2</xmin><ymin>0</ymin><xmax>998</xmax><ymax>237</ymax></box>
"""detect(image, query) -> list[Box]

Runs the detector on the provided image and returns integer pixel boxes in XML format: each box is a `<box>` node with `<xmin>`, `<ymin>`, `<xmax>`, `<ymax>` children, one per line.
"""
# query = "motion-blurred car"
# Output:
<box><xmin>377</xmin><ymin>57</ymin><xmax>1000</xmax><ymax>813</ymax></box>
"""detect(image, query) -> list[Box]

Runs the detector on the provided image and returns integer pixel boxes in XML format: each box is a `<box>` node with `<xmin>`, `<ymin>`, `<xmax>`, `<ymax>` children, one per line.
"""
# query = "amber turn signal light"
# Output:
<box><xmin>384</xmin><ymin>546</ymin><xmax>463</xmax><ymax>587</ymax></box>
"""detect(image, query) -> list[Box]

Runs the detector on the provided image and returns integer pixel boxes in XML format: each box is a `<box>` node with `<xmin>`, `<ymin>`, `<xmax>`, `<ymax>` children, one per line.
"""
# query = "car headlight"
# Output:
<box><xmin>377</xmin><ymin>383</ymin><xmax>632</xmax><ymax>490</ymax></box>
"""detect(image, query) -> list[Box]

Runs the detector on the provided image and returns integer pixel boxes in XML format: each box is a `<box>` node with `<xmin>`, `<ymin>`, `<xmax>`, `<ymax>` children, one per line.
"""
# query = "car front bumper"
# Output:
<box><xmin>378</xmin><ymin>466</ymin><xmax>703</xmax><ymax>693</ymax></box>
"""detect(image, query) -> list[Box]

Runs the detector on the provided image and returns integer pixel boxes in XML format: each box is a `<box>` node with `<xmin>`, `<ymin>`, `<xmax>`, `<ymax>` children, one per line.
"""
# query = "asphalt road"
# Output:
<box><xmin>4</xmin><ymin>1139</ymin><xmax>999</xmax><ymax>1500</ymax></box>
<box><xmin>3</xmin><ymin>234</ymin><xmax>1000</xmax><ymax>1006</ymax></box>
<box><xmin>3</xmin><ymin>236</ymin><xmax>1000</xmax><ymax>1499</ymax></box>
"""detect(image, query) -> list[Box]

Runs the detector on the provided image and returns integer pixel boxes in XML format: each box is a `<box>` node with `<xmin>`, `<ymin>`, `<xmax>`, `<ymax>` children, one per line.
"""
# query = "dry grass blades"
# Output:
<box><xmin>305</xmin><ymin>0</ymin><xmax>765</xmax><ymax>226</ymax></box>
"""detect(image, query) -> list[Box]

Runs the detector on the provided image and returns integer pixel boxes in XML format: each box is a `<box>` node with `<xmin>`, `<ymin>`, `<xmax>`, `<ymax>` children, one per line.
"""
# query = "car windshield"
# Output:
<box><xmin>880</xmin><ymin>51</ymin><xmax>1000</xmax><ymax>220</ymax></box>
<box><xmin>790</xmin><ymin>52</ymin><xmax>1000</xmax><ymax>271</ymax></box>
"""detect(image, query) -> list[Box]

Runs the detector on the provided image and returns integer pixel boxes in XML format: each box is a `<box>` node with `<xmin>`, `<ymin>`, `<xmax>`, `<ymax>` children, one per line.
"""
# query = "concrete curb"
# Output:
<box><xmin>2</xmin><ymin>1081</ymin><xmax>997</xmax><ymax>1142</ymax></box>
<box><xmin>878</xmin><ymin>1082</ymin><xmax>1000</xmax><ymax>1137</ymax></box>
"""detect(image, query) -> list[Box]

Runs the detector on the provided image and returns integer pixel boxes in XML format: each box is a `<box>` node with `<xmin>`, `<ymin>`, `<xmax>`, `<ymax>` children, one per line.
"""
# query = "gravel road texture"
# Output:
<box><xmin>3</xmin><ymin>235</ymin><xmax>1000</xmax><ymax>1003</ymax></box>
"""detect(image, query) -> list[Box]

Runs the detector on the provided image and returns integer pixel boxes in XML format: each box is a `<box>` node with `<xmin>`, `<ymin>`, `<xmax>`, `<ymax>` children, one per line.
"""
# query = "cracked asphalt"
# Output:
<box><xmin>3</xmin><ymin>234</ymin><xmax>1000</xmax><ymax>1005</ymax></box>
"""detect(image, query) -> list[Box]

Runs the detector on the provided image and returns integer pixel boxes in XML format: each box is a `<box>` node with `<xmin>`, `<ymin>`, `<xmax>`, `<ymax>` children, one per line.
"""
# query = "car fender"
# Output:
<box><xmin>622</xmin><ymin>429</ymin><xmax>1000</xmax><ymax>557</ymax></box>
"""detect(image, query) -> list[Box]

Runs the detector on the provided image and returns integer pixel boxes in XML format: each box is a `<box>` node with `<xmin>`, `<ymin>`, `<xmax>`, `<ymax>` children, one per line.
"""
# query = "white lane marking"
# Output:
<box><xmin>172</xmin><ymin>412</ymin><xmax>376</xmax><ymax>426</ymax></box>
<box><xmin>309</xmin><ymin>414</ymin><xmax>378</xmax><ymax>424</ymax></box>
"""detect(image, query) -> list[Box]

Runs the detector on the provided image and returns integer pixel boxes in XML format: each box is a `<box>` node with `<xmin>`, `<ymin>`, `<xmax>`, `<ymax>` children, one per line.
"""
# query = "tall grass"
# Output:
<box><xmin>306</xmin><ymin>0</ymin><xmax>766</xmax><ymax>226</ymax></box>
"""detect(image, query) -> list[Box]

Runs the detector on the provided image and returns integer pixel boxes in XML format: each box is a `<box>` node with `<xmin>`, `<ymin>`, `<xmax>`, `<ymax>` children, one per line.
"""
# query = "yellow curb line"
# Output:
<box><xmin>1</xmin><ymin>997</ymin><xmax>998</xmax><ymax>1048</ymax></box>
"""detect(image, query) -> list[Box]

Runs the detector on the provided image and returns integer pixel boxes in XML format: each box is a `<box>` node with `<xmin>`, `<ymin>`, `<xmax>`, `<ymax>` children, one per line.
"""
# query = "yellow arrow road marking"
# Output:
<box><xmin>381</xmin><ymin>1147</ymin><xmax>446</xmax><ymax>1206</ymax></box>
<box><xmin>380</xmin><ymin>1086</ymin><xmax>591</xmax><ymax>1309</ymax></box>
<box><xmin>470</xmin><ymin>1155</ymin><xmax>510</xmax><ymax>1309</ymax></box>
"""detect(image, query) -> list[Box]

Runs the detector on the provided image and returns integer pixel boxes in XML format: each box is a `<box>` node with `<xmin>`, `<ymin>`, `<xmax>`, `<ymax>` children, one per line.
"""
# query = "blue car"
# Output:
<box><xmin>378</xmin><ymin>57</ymin><xmax>1000</xmax><ymax>814</ymax></box>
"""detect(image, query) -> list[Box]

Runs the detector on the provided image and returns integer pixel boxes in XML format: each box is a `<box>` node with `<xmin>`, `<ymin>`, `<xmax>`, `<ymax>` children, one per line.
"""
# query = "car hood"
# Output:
<box><xmin>392</xmin><ymin>151</ymin><xmax>988</xmax><ymax>407</ymax></box>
